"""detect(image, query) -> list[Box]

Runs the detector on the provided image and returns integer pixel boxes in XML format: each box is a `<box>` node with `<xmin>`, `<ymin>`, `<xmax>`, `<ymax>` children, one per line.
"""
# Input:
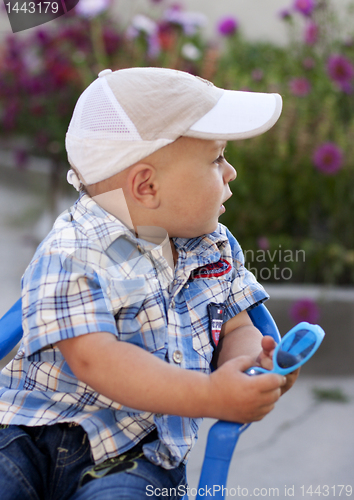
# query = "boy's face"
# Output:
<box><xmin>156</xmin><ymin>137</ymin><xmax>236</xmax><ymax>238</ymax></box>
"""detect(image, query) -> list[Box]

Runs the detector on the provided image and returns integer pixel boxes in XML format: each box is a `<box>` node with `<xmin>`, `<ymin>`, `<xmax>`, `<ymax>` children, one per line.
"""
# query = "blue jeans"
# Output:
<box><xmin>0</xmin><ymin>424</ymin><xmax>186</xmax><ymax>500</ymax></box>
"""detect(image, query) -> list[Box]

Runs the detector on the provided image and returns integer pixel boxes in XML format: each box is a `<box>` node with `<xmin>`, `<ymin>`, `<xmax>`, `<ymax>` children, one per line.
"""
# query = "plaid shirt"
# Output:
<box><xmin>0</xmin><ymin>194</ymin><xmax>268</xmax><ymax>468</ymax></box>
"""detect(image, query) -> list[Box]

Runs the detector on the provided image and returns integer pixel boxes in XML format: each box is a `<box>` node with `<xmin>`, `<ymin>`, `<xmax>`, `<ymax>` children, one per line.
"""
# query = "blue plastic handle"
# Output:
<box><xmin>0</xmin><ymin>298</ymin><xmax>23</xmax><ymax>359</ymax></box>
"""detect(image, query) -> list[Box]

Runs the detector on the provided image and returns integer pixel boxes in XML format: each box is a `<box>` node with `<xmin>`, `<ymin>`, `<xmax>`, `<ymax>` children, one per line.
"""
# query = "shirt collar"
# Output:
<box><xmin>69</xmin><ymin>194</ymin><xmax>229</xmax><ymax>269</ymax></box>
<box><xmin>173</xmin><ymin>226</ymin><xmax>229</xmax><ymax>258</ymax></box>
<box><xmin>70</xmin><ymin>193</ymin><xmax>135</xmax><ymax>251</ymax></box>
<box><xmin>172</xmin><ymin>226</ymin><xmax>230</xmax><ymax>280</ymax></box>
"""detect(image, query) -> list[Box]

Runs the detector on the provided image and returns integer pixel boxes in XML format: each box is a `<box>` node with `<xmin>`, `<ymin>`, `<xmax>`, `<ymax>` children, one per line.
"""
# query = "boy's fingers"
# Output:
<box><xmin>233</xmin><ymin>355</ymin><xmax>257</xmax><ymax>372</ymax></box>
<box><xmin>256</xmin><ymin>373</ymin><xmax>287</xmax><ymax>393</ymax></box>
<box><xmin>261</xmin><ymin>335</ymin><xmax>277</xmax><ymax>353</ymax></box>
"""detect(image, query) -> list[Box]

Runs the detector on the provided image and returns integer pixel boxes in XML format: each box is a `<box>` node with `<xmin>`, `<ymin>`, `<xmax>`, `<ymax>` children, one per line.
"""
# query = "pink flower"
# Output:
<box><xmin>251</xmin><ymin>69</ymin><xmax>264</xmax><ymax>82</ymax></box>
<box><xmin>293</xmin><ymin>0</ymin><xmax>315</xmax><ymax>17</ymax></box>
<box><xmin>303</xmin><ymin>57</ymin><xmax>315</xmax><ymax>70</ymax></box>
<box><xmin>327</xmin><ymin>54</ymin><xmax>354</xmax><ymax>92</ymax></box>
<box><xmin>313</xmin><ymin>142</ymin><xmax>344</xmax><ymax>175</ymax></box>
<box><xmin>289</xmin><ymin>77</ymin><xmax>311</xmax><ymax>96</ymax></box>
<box><xmin>257</xmin><ymin>237</ymin><xmax>270</xmax><ymax>251</ymax></box>
<box><xmin>217</xmin><ymin>16</ymin><xmax>238</xmax><ymax>36</ymax></box>
<box><xmin>290</xmin><ymin>298</ymin><xmax>320</xmax><ymax>324</ymax></box>
<box><xmin>304</xmin><ymin>21</ymin><xmax>318</xmax><ymax>45</ymax></box>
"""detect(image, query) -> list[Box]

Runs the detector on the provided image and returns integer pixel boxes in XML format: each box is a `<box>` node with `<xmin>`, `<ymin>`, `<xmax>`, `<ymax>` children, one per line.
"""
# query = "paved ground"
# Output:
<box><xmin>187</xmin><ymin>376</ymin><xmax>354</xmax><ymax>499</ymax></box>
<box><xmin>1</xmin><ymin>165</ymin><xmax>353</xmax><ymax>498</ymax></box>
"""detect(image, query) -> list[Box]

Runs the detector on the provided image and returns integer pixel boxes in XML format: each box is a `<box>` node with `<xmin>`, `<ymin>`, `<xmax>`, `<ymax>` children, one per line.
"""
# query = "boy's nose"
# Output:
<box><xmin>224</xmin><ymin>162</ymin><xmax>237</xmax><ymax>183</ymax></box>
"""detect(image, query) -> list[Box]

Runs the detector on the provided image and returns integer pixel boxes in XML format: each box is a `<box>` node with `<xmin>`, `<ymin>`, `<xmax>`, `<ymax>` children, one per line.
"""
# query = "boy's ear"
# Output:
<box><xmin>128</xmin><ymin>164</ymin><xmax>160</xmax><ymax>208</ymax></box>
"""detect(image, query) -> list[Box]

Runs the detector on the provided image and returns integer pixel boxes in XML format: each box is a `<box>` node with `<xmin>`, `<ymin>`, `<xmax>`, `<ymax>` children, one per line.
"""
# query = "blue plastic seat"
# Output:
<box><xmin>0</xmin><ymin>299</ymin><xmax>280</xmax><ymax>500</ymax></box>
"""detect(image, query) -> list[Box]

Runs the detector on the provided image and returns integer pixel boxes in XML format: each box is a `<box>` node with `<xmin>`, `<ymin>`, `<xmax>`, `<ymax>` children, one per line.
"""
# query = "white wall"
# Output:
<box><xmin>0</xmin><ymin>0</ymin><xmax>353</xmax><ymax>43</ymax></box>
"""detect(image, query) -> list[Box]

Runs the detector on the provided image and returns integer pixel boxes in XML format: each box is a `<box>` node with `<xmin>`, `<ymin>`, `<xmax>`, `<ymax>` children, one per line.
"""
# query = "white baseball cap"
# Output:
<box><xmin>66</xmin><ymin>67</ymin><xmax>282</xmax><ymax>186</ymax></box>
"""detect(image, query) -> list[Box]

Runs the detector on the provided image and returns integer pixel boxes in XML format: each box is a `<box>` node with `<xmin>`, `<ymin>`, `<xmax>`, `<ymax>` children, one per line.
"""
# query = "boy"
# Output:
<box><xmin>0</xmin><ymin>67</ymin><xmax>297</xmax><ymax>500</ymax></box>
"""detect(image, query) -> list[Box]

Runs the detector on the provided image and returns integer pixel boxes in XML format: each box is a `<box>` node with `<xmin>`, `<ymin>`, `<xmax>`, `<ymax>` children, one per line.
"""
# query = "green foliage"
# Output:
<box><xmin>313</xmin><ymin>387</ymin><xmax>350</xmax><ymax>402</ymax></box>
<box><xmin>217</xmin><ymin>2</ymin><xmax>354</xmax><ymax>285</ymax></box>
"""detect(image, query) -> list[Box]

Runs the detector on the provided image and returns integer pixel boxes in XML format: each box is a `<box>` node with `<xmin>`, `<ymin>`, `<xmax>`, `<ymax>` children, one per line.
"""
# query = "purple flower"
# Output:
<box><xmin>289</xmin><ymin>77</ymin><xmax>311</xmax><ymax>96</ymax></box>
<box><xmin>338</xmin><ymin>81</ymin><xmax>353</xmax><ymax>94</ymax></box>
<box><xmin>278</xmin><ymin>8</ymin><xmax>292</xmax><ymax>20</ymax></box>
<box><xmin>147</xmin><ymin>33</ymin><xmax>161</xmax><ymax>59</ymax></box>
<box><xmin>14</xmin><ymin>148</ymin><xmax>29</xmax><ymax>169</ymax></box>
<box><xmin>293</xmin><ymin>0</ymin><xmax>315</xmax><ymax>17</ymax></box>
<box><xmin>327</xmin><ymin>54</ymin><xmax>354</xmax><ymax>91</ymax></box>
<box><xmin>103</xmin><ymin>28</ymin><xmax>121</xmax><ymax>56</ymax></box>
<box><xmin>217</xmin><ymin>16</ymin><xmax>238</xmax><ymax>36</ymax></box>
<box><xmin>35</xmin><ymin>29</ymin><xmax>52</xmax><ymax>47</ymax></box>
<box><xmin>164</xmin><ymin>8</ymin><xmax>207</xmax><ymax>36</ymax></box>
<box><xmin>127</xmin><ymin>15</ymin><xmax>161</xmax><ymax>58</ymax></box>
<box><xmin>76</xmin><ymin>0</ymin><xmax>110</xmax><ymax>18</ymax></box>
<box><xmin>251</xmin><ymin>68</ymin><xmax>264</xmax><ymax>82</ymax></box>
<box><xmin>303</xmin><ymin>57</ymin><xmax>315</xmax><ymax>70</ymax></box>
<box><xmin>304</xmin><ymin>21</ymin><xmax>318</xmax><ymax>45</ymax></box>
<box><xmin>129</xmin><ymin>14</ymin><xmax>158</xmax><ymax>37</ymax></box>
<box><xmin>313</xmin><ymin>142</ymin><xmax>344</xmax><ymax>175</ymax></box>
<box><xmin>290</xmin><ymin>298</ymin><xmax>320</xmax><ymax>324</ymax></box>
<box><xmin>257</xmin><ymin>237</ymin><xmax>270</xmax><ymax>251</ymax></box>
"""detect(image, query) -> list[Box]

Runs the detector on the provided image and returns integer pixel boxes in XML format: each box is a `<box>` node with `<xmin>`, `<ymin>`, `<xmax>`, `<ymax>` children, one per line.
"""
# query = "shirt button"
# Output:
<box><xmin>170</xmin><ymin>299</ymin><xmax>175</xmax><ymax>308</ymax></box>
<box><xmin>172</xmin><ymin>350</ymin><xmax>183</xmax><ymax>364</ymax></box>
<box><xmin>184</xmin><ymin>283</ymin><xmax>189</xmax><ymax>289</ymax></box>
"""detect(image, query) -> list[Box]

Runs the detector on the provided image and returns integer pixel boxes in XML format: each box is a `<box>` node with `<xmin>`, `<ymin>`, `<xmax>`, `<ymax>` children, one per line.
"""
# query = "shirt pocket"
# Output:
<box><xmin>111</xmin><ymin>275</ymin><xmax>168</xmax><ymax>355</ymax></box>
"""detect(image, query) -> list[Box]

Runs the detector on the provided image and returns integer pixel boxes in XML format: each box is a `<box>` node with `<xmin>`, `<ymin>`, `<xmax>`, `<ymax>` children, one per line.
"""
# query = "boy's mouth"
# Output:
<box><xmin>220</xmin><ymin>192</ymin><xmax>232</xmax><ymax>213</ymax></box>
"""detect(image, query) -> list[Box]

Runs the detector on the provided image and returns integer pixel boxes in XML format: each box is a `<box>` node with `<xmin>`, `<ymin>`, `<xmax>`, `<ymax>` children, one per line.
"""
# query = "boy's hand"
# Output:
<box><xmin>256</xmin><ymin>335</ymin><xmax>276</xmax><ymax>371</ymax></box>
<box><xmin>256</xmin><ymin>335</ymin><xmax>300</xmax><ymax>395</ymax></box>
<box><xmin>208</xmin><ymin>356</ymin><xmax>287</xmax><ymax>423</ymax></box>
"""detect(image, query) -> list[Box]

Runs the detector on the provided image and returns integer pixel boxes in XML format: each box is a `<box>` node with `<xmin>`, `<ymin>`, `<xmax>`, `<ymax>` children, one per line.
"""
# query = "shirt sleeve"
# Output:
<box><xmin>223</xmin><ymin>227</ymin><xmax>269</xmax><ymax>321</ymax></box>
<box><xmin>21</xmin><ymin>246</ymin><xmax>118</xmax><ymax>357</ymax></box>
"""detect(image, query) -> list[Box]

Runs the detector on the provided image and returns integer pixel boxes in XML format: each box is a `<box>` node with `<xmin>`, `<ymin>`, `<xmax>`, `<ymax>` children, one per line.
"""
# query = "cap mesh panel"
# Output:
<box><xmin>68</xmin><ymin>78</ymin><xmax>141</xmax><ymax>141</ymax></box>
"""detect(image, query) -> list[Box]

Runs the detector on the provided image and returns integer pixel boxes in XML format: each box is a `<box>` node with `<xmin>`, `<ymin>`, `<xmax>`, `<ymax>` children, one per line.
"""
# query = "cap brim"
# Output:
<box><xmin>185</xmin><ymin>90</ymin><xmax>282</xmax><ymax>140</ymax></box>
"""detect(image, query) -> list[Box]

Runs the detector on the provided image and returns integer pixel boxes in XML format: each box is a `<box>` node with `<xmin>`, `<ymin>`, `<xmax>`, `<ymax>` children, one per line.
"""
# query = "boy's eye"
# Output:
<box><xmin>214</xmin><ymin>155</ymin><xmax>225</xmax><ymax>164</ymax></box>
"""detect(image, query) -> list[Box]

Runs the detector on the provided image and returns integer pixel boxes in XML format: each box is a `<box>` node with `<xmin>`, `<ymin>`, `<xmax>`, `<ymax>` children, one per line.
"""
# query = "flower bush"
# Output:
<box><xmin>1</xmin><ymin>0</ymin><xmax>354</xmax><ymax>285</ymax></box>
<box><xmin>214</xmin><ymin>0</ymin><xmax>354</xmax><ymax>285</ymax></box>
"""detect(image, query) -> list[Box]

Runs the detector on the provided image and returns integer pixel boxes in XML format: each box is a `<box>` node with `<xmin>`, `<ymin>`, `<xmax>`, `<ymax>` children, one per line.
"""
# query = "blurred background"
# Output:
<box><xmin>0</xmin><ymin>0</ymin><xmax>353</xmax><ymax>496</ymax></box>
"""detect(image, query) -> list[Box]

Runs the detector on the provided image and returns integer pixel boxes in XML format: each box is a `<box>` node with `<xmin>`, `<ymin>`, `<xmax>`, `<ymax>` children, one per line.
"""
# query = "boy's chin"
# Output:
<box><xmin>170</xmin><ymin>218</ymin><xmax>220</xmax><ymax>239</ymax></box>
